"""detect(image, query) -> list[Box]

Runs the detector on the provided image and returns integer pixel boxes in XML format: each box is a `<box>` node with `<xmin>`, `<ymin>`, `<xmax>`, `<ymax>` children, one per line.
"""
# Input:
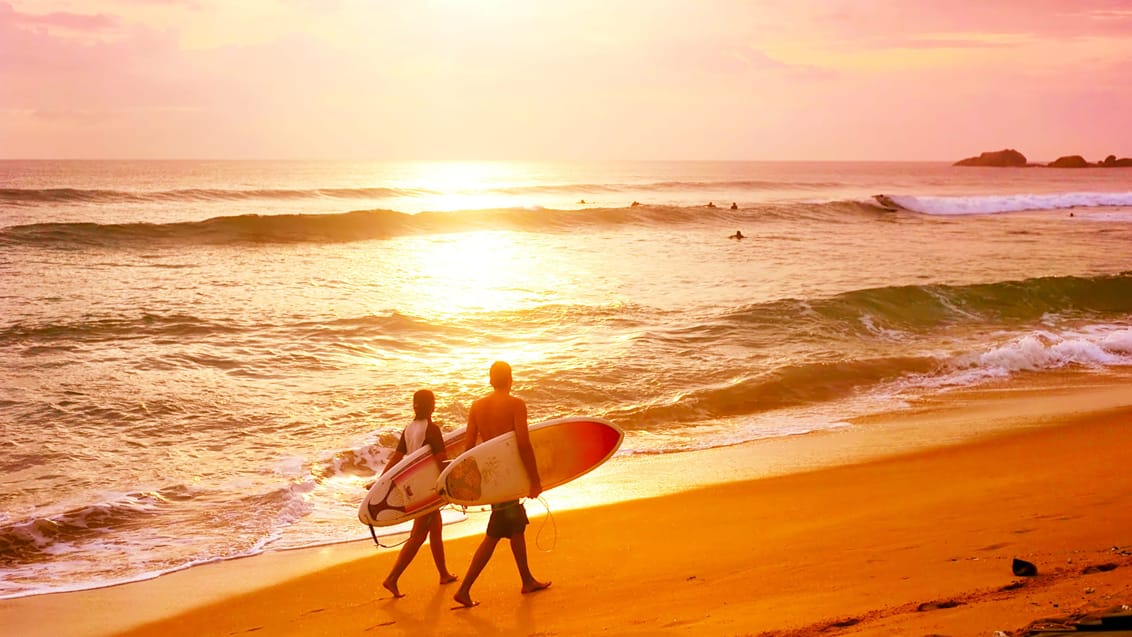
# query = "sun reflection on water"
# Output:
<box><xmin>407</xmin><ymin>231</ymin><xmax>530</xmax><ymax>316</ymax></box>
<box><xmin>381</xmin><ymin>230</ymin><xmax>566</xmax><ymax>382</ymax></box>
<box><xmin>352</xmin><ymin>156</ymin><xmax>601</xmax><ymax>392</ymax></box>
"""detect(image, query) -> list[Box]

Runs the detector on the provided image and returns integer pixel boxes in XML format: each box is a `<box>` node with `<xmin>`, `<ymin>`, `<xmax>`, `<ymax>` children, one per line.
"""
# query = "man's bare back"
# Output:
<box><xmin>464</xmin><ymin>361</ymin><xmax>542</xmax><ymax>499</ymax></box>
<box><xmin>467</xmin><ymin>392</ymin><xmax>527</xmax><ymax>443</ymax></box>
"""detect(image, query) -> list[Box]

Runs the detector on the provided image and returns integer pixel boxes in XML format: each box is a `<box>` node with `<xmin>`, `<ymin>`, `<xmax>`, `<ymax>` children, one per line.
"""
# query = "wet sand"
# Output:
<box><xmin>3</xmin><ymin>376</ymin><xmax>1131</xmax><ymax>636</ymax></box>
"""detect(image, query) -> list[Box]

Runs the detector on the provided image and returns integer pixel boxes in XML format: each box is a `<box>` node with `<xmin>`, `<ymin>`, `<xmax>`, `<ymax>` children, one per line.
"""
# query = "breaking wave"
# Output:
<box><xmin>875</xmin><ymin>191</ymin><xmax>1132</xmax><ymax>215</ymax></box>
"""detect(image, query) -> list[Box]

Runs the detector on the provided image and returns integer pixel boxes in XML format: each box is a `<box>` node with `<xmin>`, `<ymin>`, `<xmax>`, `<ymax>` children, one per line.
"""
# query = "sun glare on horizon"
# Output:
<box><xmin>389</xmin><ymin>161</ymin><xmax>540</xmax><ymax>212</ymax></box>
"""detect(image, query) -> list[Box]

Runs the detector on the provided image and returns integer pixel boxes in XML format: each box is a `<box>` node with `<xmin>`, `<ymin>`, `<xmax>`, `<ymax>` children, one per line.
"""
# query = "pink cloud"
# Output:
<box><xmin>118</xmin><ymin>0</ymin><xmax>200</xmax><ymax>5</ymax></box>
<box><xmin>2</xmin><ymin>0</ymin><xmax>1131</xmax><ymax>159</ymax></box>
<box><xmin>1</xmin><ymin>2</ymin><xmax>116</xmax><ymax>32</ymax></box>
<box><xmin>803</xmin><ymin>0</ymin><xmax>1132</xmax><ymax>45</ymax></box>
<box><xmin>0</xmin><ymin>2</ymin><xmax>196</xmax><ymax>116</ymax></box>
<box><xmin>29</xmin><ymin>108</ymin><xmax>112</xmax><ymax>123</ymax></box>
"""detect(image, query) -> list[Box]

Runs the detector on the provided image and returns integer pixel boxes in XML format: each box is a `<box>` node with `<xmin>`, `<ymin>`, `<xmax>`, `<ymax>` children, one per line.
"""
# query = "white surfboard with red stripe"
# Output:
<box><xmin>436</xmin><ymin>417</ymin><xmax>622</xmax><ymax>506</ymax></box>
<box><xmin>359</xmin><ymin>428</ymin><xmax>466</xmax><ymax>527</ymax></box>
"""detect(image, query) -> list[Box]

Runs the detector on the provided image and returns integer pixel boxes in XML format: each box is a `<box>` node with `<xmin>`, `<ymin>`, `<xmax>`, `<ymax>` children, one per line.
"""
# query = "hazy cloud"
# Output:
<box><xmin>3</xmin><ymin>0</ymin><xmax>1131</xmax><ymax>159</ymax></box>
<box><xmin>2</xmin><ymin>2</ymin><xmax>117</xmax><ymax>31</ymax></box>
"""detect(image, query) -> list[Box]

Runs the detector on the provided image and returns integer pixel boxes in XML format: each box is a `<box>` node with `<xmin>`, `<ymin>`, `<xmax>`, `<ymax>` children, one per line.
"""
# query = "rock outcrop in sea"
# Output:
<box><xmin>954</xmin><ymin>149</ymin><xmax>1028</xmax><ymax>167</ymax></box>
<box><xmin>1048</xmin><ymin>155</ymin><xmax>1090</xmax><ymax>168</ymax></box>
<box><xmin>955</xmin><ymin>149</ymin><xmax>1132</xmax><ymax>167</ymax></box>
<box><xmin>1101</xmin><ymin>154</ymin><xmax>1132</xmax><ymax>167</ymax></box>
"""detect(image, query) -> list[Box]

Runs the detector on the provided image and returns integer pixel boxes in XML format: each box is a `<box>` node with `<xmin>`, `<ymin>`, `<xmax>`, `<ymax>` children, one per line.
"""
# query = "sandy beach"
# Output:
<box><xmin>3</xmin><ymin>375</ymin><xmax>1131</xmax><ymax>637</ymax></box>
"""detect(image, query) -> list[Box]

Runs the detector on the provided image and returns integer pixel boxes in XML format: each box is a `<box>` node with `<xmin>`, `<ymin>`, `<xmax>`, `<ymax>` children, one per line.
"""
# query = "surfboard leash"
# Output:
<box><xmin>368</xmin><ymin>524</ymin><xmax>409</xmax><ymax>549</ymax></box>
<box><xmin>532</xmin><ymin>496</ymin><xmax>558</xmax><ymax>552</ymax></box>
<box><xmin>368</xmin><ymin>505</ymin><xmax>471</xmax><ymax>549</ymax></box>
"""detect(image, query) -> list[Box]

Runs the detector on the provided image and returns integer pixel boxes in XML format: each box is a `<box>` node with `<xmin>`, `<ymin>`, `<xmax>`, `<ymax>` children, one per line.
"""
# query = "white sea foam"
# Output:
<box><xmin>885</xmin><ymin>191</ymin><xmax>1132</xmax><ymax>215</ymax></box>
<box><xmin>904</xmin><ymin>325</ymin><xmax>1132</xmax><ymax>391</ymax></box>
<box><xmin>858</xmin><ymin>313</ymin><xmax>907</xmax><ymax>340</ymax></box>
<box><xmin>1100</xmin><ymin>329</ymin><xmax>1132</xmax><ymax>354</ymax></box>
<box><xmin>971</xmin><ymin>328</ymin><xmax>1132</xmax><ymax>371</ymax></box>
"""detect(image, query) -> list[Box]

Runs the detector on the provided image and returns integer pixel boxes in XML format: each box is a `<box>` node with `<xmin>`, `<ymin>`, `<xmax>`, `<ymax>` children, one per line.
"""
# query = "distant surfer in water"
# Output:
<box><xmin>730</xmin><ymin>202</ymin><xmax>738</xmax><ymax>210</ymax></box>
<box><xmin>730</xmin><ymin>230</ymin><xmax>745</xmax><ymax>240</ymax></box>
<box><xmin>453</xmin><ymin>362</ymin><xmax>551</xmax><ymax>608</ymax></box>
<box><xmin>380</xmin><ymin>389</ymin><xmax>459</xmax><ymax>598</ymax></box>
<box><xmin>873</xmin><ymin>194</ymin><xmax>899</xmax><ymax>211</ymax></box>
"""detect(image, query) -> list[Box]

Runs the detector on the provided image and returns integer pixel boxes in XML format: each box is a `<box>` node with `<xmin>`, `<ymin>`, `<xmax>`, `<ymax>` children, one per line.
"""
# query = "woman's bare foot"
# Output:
<box><xmin>521</xmin><ymin>580</ymin><xmax>551</xmax><ymax>594</ymax></box>
<box><xmin>440</xmin><ymin>573</ymin><xmax>458</xmax><ymax>585</ymax></box>
<box><xmin>452</xmin><ymin>590</ymin><xmax>478</xmax><ymax>608</ymax></box>
<box><xmin>382</xmin><ymin>579</ymin><xmax>404</xmax><ymax>599</ymax></box>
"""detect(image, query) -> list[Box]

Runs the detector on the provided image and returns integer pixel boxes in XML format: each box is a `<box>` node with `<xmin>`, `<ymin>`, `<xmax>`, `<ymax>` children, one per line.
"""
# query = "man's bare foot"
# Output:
<box><xmin>521</xmin><ymin>580</ymin><xmax>551</xmax><ymax>594</ymax></box>
<box><xmin>382</xmin><ymin>579</ymin><xmax>404</xmax><ymax>599</ymax></box>
<box><xmin>452</xmin><ymin>590</ymin><xmax>478</xmax><ymax>608</ymax></box>
<box><xmin>440</xmin><ymin>573</ymin><xmax>458</xmax><ymax>585</ymax></box>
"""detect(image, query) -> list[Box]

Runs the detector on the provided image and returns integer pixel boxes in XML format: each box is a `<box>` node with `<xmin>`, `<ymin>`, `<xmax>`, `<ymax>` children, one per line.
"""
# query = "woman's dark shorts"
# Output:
<box><xmin>486</xmin><ymin>500</ymin><xmax>529</xmax><ymax>538</ymax></box>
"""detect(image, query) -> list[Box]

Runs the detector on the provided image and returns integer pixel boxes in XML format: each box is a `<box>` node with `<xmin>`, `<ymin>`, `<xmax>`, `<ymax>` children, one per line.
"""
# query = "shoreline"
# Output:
<box><xmin>2</xmin><ymin>373</ymin><xmax>1131</xmax><ymax>636</ymax></box>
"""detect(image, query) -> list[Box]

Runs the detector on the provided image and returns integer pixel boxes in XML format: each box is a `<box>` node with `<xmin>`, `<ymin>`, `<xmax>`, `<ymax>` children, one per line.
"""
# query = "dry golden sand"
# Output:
<box><xmin>2</xmin><ymin>375</ymin><xmax>1131</xmax><ymax>636</ymax></box>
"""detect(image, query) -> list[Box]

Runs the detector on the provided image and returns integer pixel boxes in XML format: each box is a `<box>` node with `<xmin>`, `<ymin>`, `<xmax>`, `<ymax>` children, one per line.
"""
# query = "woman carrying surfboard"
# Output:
<box><xmin>452</xmin><ymin>362</ymin><xmax>551</xmax><ymax>608</ymax></box>
<box><xmin>379</xmin><ymin>389</ymin><xmax>459</xmax><ymax>598</ymax></box>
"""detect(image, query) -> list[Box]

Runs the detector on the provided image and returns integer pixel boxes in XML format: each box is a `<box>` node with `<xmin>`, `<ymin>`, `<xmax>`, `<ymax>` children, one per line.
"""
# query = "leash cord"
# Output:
<box><xmin>533</xmin><ymin>496</ymin><xmax>557</xmax><ymax>552</ymax></box>
<box><xmin>370</xmin><ymin>524</ymin><xmax>408</xmax><ymax>549</ymax></box>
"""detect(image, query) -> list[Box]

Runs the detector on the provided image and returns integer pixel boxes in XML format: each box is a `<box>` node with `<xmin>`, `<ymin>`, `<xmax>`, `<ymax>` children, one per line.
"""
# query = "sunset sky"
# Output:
<box><xmin>3</xmin><ymin>0</ymin><xmax>1131</xmax><ymax>161</ymax></box>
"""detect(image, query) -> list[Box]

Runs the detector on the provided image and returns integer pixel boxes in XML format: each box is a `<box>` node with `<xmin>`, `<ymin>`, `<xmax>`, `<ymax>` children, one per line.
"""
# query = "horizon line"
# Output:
<box><xmin>0</xmin><ymin>157</ymin><xmax>980</xmax><ymax>163</ymax></box>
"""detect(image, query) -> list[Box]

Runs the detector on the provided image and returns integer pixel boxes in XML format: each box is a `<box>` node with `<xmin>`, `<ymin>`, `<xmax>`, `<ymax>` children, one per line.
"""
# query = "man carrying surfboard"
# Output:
<box><xmin>452</xmin><ymin>361</ymin><xmax>551</xmax><ymax>608</ymax></box>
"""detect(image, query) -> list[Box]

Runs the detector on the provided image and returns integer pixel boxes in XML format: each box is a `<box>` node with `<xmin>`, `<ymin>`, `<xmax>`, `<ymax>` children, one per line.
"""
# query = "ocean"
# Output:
<box><xmin>2</xmin><ymin>159</ymin><xmax>1131</xmax><ymax>599</ymax></box>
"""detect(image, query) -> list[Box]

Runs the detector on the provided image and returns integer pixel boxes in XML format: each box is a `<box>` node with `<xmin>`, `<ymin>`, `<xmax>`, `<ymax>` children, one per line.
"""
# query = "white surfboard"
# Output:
<box><xmin>358</xmin><ymin>428</ymin><xmax>466</xmax><ymax>527</ymax></box>
<box><xmin>436</xmin><ymin>417</ymin><xmax>623</xmax><ymax>506</ymax></box>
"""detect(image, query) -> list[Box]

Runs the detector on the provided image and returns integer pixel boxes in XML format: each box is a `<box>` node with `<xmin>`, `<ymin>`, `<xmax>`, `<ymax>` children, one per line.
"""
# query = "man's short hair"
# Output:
<box><xmin>489</xmin><ymin>361</ymin><xmax>512</xmax><ymax>389</ymax></box>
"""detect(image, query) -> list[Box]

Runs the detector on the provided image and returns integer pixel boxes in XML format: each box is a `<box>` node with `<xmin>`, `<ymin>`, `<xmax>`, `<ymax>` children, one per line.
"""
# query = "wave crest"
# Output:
<box><xmin>729</xmin><ymin>273</ymin><xmax>1132</xmax><ymax>336</ymax></box>
<box><xmin>878</xmin><ymin>191</ymin><xmax>1132</xmax><ymax>215</ymax></box>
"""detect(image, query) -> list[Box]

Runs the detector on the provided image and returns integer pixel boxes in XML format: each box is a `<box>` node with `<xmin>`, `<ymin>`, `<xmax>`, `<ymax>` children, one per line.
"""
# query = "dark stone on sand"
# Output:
<box><xmin>954</xmin><ymin>148</ymin><xmax>1028</xmax><ymax>167</ymax></box>
<box><xmin>1049</xmin><ymin>155</ymin><xmax>1089</xmax><ymax>168</ymax></box>
<box><xmin>1012</xmin><ymin>557</ymin><xmax>1038</xmax><ymax>577</ymax></box>
<box><xmin>917</xmin><ymin>599</ymin><xmax>962</xmax><ymax>612</ymax></box>
<box><xmin>1018</xmin><ymin>605</ymin><xmax>1132</xmax><ymax>635</ymax></box>
<box><xmin>1099</xmin><ymin>607</ymin><xmax>1132</xmax><ymax>629</ymax></box>
<box><xmin>1082</xmin><ymin>562</ymin><xmax>1118</xmax><ymax>574</ymax></box>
